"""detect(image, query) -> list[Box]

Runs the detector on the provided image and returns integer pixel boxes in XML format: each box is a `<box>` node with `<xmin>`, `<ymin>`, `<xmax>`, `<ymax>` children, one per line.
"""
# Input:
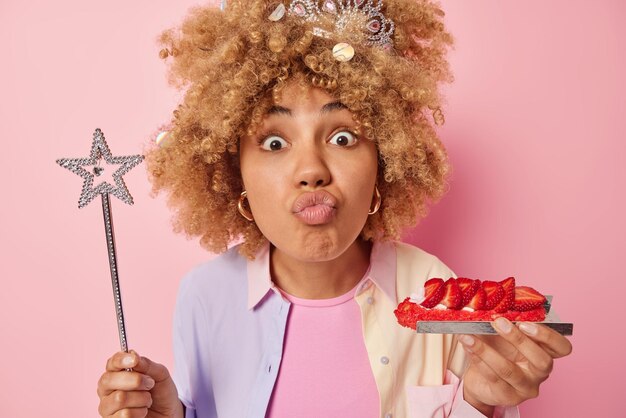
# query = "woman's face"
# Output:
<box><xmin>240</xmin><ymin>81</ymin><xmax>378</xmax><ymax>262</ymax></box>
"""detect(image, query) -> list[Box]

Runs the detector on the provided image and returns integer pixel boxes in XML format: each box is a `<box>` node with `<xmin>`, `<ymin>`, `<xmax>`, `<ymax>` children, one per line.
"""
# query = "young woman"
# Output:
<box><xmin>96</xmin><ymin>1</ymin><xmax>572</xmax><ymax>417</ymax></box>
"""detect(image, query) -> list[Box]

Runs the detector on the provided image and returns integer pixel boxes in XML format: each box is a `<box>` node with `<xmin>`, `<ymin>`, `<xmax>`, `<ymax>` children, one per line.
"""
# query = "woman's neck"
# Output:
<box><xmin>270</xmin><ymin>239</ymin><xmax>372</xmax><ymax>299</ymax></box>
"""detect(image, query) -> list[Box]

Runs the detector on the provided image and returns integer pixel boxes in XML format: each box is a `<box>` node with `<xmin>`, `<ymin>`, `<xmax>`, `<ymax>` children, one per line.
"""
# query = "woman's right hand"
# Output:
<box><xmin>97</xmin><ymin>350</ymin><xmax>184</xmax><ymax>418</ymax></box>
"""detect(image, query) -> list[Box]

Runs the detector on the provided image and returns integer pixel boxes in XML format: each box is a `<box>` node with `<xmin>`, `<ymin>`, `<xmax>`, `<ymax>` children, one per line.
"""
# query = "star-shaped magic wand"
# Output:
<box><xmin>57</xmin><ymin>128</ymin><xmax>144</xmax><ymax>356</ymax></box>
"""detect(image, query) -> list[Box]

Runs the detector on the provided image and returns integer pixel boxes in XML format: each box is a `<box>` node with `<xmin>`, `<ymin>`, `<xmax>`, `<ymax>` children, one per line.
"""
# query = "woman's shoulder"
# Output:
<box><xmin>392</xmin><ymin>241</ymin><xmax>453</xmax><ymax>270</ymax></box>
<box><xmin>391</xmin><ymin>241</ymin><xmax>456</xmax><ymax>293</ymax></box>
<box><xmin>176</xmin><ymin>244</ymin><xmax>248</xmax><ymax>301</ymax></box>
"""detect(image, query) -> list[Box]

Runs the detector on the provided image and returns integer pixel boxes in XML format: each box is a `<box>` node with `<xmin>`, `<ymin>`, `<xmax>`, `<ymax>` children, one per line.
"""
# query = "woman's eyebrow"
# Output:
<box><xmin>319</xmin><ymin>101</ymin><xmax>348</xmax><ymax>115</ymax></box>
<box><xmin>265</xmin><ymin>101</ymin><xmax>348</xmax><ymax>117</ymax></box>
<box><xmin>266</xmin><ymin>105</ymin><xmax>291</xmax><ymax>116</ymax></box>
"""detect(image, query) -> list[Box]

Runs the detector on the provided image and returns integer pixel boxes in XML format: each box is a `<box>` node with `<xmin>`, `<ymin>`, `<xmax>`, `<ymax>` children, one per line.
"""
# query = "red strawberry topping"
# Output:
<box><xmin>514</xmin><ymin>286</ymin><xmax>547</xmax><ymax>312</ymax></box>
<box><xmin>493</xmin><ymin>277</ymin><xmax>516</xmax><ymax>313</ymax></box>
<box><xmin>466</xmin><ymin>287</ymin><xmax>487</xmax><ymax>310</ymax></box>
<box><xmin>513</xmin><ymin>307</ymin><xmax>546</xmax><ymax>322</ymax></box>
<box><xmin>395</xmin><ymin>276</ymin><xmax>548</xmax><ymax>328</ymax></box>
<box><xmin>394</xmin><ymin>297</ymin><xmax>419</xmax><ymax>329</ymax></box>
<box><xmin>440</xmin><ymin>278</ymin><xmax>463</xmax><ymax>310</ymax></box>
<box><xmin>482</xmin><ymin>280</ymin><xmax>505</xmax><ymax>310</ymax></box>
<box><xmin>456</xmin><ymin>277</ymin><xmax>480</xmax><ymax>306</ymax></box>
<box><xmin>420</xmin><ymin>278</ymin><xmax>445</xmax><ymax>308</ymax></box>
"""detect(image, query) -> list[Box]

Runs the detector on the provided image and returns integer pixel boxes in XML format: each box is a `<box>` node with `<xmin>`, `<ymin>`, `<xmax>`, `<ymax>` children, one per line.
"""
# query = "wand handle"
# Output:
<box><xmin>101</xmin><ymin>193</ymin><xmax>130</xmax><ymax>355</ymax></box>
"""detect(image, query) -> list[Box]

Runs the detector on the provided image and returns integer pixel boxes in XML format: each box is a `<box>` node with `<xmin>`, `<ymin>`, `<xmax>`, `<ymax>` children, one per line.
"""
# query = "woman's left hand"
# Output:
<box><xmin>458</xmin><ymin>317</ymin><xmax>572</xmax><ymax>415</ymax></box>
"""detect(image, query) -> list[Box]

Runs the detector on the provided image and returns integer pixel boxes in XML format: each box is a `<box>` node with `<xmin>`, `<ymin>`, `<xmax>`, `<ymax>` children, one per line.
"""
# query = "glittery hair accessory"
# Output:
<box><xmin>288</xmin><ymin>0</ymin><xmax>394</xmax><ymax>48</ymax></box>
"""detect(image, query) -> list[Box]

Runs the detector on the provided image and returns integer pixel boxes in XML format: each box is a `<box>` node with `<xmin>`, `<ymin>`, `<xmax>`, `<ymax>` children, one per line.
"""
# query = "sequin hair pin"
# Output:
<box><xmin>288</xmin><ymin>0</ymin><xmax>394</xmax><ymax>48</ymax></box>
<box><xmin>56</xmin><ymin>129</ymin><xmax>143</xmax><ymax>360</ymax></box>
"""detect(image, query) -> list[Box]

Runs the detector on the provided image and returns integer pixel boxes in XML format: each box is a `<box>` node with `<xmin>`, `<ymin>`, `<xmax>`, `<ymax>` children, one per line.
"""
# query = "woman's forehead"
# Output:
<box><xmin>273</xmin><ymin>81</ymin><xmax>337</xmax><ymax>108</ymax></box>
<box><xmin>266</xmin><ymin>82</ymin><xmax>354</xmax><ymax>121</ymax></box>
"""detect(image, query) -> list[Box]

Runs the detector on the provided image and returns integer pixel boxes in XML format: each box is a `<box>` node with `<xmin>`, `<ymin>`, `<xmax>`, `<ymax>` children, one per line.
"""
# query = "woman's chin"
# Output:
<box><xmin>271</xmin><ymin>230</ymin><xmax>367</xmax><ymax>264</ymax></box>
<box><xmin>271</xmin><ymin>234</ymin><xmax>341</xmax><ymax>263</ymax></box>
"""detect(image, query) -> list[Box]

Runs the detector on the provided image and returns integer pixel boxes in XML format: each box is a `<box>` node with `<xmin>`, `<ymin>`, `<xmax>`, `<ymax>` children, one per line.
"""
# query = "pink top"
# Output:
<box><xmin>266</xmin><ymin>276</ymin><xmax>380</xmax><ymax>417</ymax></box>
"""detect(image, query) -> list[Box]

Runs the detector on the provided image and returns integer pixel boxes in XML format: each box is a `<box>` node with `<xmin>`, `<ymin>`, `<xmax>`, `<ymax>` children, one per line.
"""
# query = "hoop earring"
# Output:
<box><xmin>368</xmin><ymin>186</ymin><xmax>381</xmax><ymax>215</ymax></box>
<box><xmin>238</xmin><ymin>191</ymin><xmax>254</xmax><ymax>221</ymax></box>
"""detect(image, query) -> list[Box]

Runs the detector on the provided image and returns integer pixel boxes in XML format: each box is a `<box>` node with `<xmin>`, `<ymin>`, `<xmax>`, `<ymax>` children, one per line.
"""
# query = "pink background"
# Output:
<box><xmin>1</xmin><ymin>0</ymin><xmax>623</xmax><ymax>416</ymax></box>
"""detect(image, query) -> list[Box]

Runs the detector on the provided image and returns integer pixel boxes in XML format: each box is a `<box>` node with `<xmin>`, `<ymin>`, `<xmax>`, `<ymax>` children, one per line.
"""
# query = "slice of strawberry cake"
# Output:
<box><xmin>394</xmin><ymin>277</ymin><xmax>547</xmax><ymax>330</ymax></box>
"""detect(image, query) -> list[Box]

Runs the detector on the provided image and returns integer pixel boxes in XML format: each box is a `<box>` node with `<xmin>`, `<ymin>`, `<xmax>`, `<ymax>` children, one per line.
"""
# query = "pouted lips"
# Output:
<box><xmin>292</xmin><ymin>190</ymin><xmax>338</xmax><ymax>225</ymax></box>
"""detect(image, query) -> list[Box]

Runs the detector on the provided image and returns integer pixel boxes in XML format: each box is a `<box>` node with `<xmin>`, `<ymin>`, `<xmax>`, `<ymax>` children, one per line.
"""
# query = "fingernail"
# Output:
<box><xmin>144</xmin><ymin>376</ymin><xmax>155</xmax><ymax>389</ymax></box>
<box><xmin>519</xmin><ymin>322</ymin><xmax>538</xmax><ymax>336</ymax></box>
<box><xmin>494</xmin><ymin>317</ymin><xmax>512</xmax><ymax>333</ymax></box>
<box><xmin>459</xmin><ymin>334</ymin><xmax>475</xmax><ymax>347</ymax></box>
<box><xmin>122</xmin><ymin>355</ymin><xmax>134</xmax><ymax>367</ymax></box>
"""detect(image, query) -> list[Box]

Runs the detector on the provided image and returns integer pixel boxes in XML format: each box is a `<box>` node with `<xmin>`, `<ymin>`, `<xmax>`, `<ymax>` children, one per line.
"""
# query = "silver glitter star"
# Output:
<box><xmin>56</xmin><ymin>128</ymin><xmax>144</xmax><ymax>208</ymax></box>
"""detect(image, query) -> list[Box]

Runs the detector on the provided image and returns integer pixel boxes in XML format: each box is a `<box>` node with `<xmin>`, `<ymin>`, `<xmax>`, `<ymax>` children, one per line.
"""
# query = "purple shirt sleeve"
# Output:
<box><xmin>172</xmin><ymin>275</ymin><xmax>199</xmax><ymax>416</ymax></box>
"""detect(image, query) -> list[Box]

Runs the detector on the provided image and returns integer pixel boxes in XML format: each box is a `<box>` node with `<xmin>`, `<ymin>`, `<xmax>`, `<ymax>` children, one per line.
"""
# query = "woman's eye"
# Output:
<box><xmin>260</xmin><ymin>135</ymin><xmax>288</xmax><ymax>151</ymax></box>
<box><xmin>329</xmin><ymin>131</ymin><xmax>357</xmax><ymax>147</ymax></box>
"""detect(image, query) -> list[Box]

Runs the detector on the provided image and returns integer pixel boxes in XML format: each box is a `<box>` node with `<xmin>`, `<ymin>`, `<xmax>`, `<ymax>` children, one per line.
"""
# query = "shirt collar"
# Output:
<box><xmin>367</xmin><ymin>240</ymin><xmax>397</xmax><ymax>303</ymax></box>
<box><xmin>246</xmin><ymin>240</ymin><xmax>398</xmax><ymax>310</ymax></box>
<box><xmin>246</xmin><ymin>242</ymin><xmax>275</xmax><ymax>310</ymax></box>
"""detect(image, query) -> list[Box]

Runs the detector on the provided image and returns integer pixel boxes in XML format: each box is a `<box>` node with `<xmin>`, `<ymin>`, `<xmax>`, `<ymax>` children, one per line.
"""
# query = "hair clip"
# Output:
<box><xmin>287</xmin><ymin>0</ymin><xmax>394</xmax><ymax>48</ymax></box>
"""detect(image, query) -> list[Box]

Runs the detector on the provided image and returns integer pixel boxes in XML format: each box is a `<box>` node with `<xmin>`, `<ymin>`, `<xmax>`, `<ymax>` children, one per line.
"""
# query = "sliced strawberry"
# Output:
<box><xmin>514</xmin><ymin>286</ymin><xmax>547</xmax><ymax>312</ymax></box>
<box><xmin>456</xmin><ymin>277</ymin><xmax>480</xmax><ymax>306</ymax></box>
<box><xmin>493</xmin><ymin>277</ymin><xmax>516</xmax><ymax>313</ymax></box>
<box><xmin>420</xmin><ymin>278</ymin><xmax>445</xmax><ymax>308</ymax></box>
<box><xmin>466</xmin><ymin>287</ymin><xmax>487</xmax><ymax>310</ymax></box>
<box><xmin>482</xmin><ymin>280</ymin><xmax>505</xmax><ymax>310</ymax></box>
<box><xmin>440</xmin><ymin>278</ymin><xmax>463</xmax><ymax>310</ymax></box>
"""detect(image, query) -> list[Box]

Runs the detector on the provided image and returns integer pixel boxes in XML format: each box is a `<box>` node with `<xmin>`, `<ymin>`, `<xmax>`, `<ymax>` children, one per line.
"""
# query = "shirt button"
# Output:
<box><xmin>367</xmin><ymin>296</ymin><xmax>374</xmax><ymax>305</ymax></box>
<box><xmin>380</xmin><ymin>356</ymin><xmax>389</xmax><ymax>365</ymax></box>
<box><xmin>267</xmin><ymin>364</ymin><xmax>272</xmax><ymax>373</ymax></box>
<box><xmin>358</xmin><ymin>280</ymin><xmax>371</xmax><ymax>293</ymax></box>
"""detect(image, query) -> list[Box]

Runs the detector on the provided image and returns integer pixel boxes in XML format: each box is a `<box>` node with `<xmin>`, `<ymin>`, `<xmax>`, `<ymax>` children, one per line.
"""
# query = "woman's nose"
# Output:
<box><xmin>294</xmin><ymin>146</ymin><xmax>331</xmax><ymax>188</ymax></box>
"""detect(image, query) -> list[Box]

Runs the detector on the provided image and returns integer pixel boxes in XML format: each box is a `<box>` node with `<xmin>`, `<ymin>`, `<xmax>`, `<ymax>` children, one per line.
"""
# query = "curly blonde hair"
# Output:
<box><xmin>146</xmin><ymin>0</ymin><xmax>454</xmax><ymax>258</ymax></box>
